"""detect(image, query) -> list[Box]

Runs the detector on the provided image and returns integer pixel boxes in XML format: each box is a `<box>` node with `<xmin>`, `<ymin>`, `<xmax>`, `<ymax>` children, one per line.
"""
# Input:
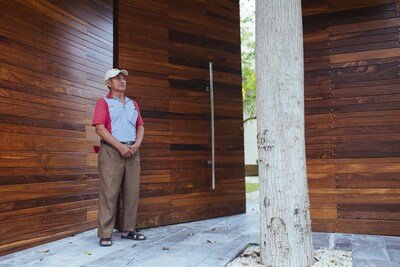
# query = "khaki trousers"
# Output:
<box><xmin>97</xmin><ymin>143</ymin><xmax>140</xmax><ymax>238</ymax></box>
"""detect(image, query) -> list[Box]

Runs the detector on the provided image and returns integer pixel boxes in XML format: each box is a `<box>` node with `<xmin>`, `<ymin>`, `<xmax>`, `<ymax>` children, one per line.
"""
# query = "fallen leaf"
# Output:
<box><xmin>84</xmin><ymin>250</ymin><xmax>92</xmax><ymax>255</ymax></box>
<box><xmin>37</xmin><ymin>249</ymin><xmax>50</xmax><ymax>254</ymax></box>
<box><xmin>207</xmin><ymin>240</ymin><xmax>216</xmax><ymax>243</ymax></box>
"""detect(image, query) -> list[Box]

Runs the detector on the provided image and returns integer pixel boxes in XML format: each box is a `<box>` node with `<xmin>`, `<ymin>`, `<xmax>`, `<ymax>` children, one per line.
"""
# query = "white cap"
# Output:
<box><xmin>104</xmin><ymin>68</ymin><xmax>128</xmax><ymax>81</ymax></box>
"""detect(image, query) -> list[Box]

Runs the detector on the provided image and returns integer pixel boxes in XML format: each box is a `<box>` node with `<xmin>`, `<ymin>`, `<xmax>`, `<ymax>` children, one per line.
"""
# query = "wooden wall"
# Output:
<box><xmin>0</xmin><ymin>0</ymin><xmax>113</xmax><ymax>255</ymax></box>
<box><xmin>0</xmin><ymin>0</ymin><xmax>244</xmax><ymax>256</ymax></box>
<box><xmin>303</xmin><ymin>0</ymin><xmax>400</xmax><ymax>235</ymax></box>
<box><xmin>118</xmin><ymin>0</ymin><xmax>245</xmax><ymax>228</ymax></box>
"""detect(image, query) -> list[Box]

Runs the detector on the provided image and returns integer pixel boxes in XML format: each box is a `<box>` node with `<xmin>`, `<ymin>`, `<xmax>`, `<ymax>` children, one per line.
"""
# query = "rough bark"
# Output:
<box><xmin>255</xmin><ymin>0</ymin><xmax>313</xmax><ymax>266</ymax></box>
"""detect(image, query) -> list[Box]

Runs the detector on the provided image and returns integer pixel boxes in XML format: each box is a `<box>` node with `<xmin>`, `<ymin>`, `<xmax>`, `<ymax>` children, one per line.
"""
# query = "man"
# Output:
<box><xmin>92</xmin><ymin>68</ymin><xmax>146</xmax><ymax>247</ymax></box>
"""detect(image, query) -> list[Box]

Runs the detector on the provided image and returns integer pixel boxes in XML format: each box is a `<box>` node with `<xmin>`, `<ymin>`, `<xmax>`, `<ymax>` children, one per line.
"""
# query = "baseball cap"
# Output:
<box><xmin>104</xmin><ymin>68</ymin><xmax>128</xmax><ymax>81</ymax></box>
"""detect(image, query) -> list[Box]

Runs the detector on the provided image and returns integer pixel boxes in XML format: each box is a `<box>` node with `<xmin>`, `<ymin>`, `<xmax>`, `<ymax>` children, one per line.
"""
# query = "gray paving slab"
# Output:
<box><xmin>312</xmin><ymin>232</ymin><xmax>331</xmax><ymax>249</ymax></box>
<box><xmin>123</xmin><ymin>244</ymin><xmax>212</xmax><ymax>267</ymax></box>
<box><xmin>385</xmin><ymin>236</ymin><xmax>400</xmax><ymax>250</ymax></box>
<box><xmin>388</xmin><ymin>248</ymin><xmax>400</xmax><ymax>264</ymax></box>
<box><xmin>353</xmin><ymin>235</ymin><xmax>391</xmax><ymax>261</ymax></box>
<box><xmin>196</xmin><ymin>244</ymin><xmax>249</xmax><ymax>267</ymax></box>
<box><xmin>353</xmin><ymin>258</ymin><xmax>400</xmax><ymax>267</ymax></box>
<box><xmin>1</xmin><ymin>188</ymin><xmax>400</xmax><ymax>267</ymax></box>
<box><xmin>333</xmin><ymin>233</ymin><xmax>354</xmax><ymax>251</ymax></box>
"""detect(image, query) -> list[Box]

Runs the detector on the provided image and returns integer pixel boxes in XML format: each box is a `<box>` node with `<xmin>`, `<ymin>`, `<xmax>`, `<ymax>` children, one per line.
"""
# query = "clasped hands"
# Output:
<box><xmin>119</xmin><ymin>143</ymin><xmax>139</xmax><ymax>158</ymax></box>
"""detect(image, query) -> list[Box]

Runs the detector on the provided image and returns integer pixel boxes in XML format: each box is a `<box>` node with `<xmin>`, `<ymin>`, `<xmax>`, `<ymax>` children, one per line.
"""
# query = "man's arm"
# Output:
<box><xmin>95</xmin><ymin>124</ymin><xmax>132</xmax><ymax>157</ymax></box>
<box><xmin>129</xmin><ymin>125</ymin><xmax>144</xmax><ymax>154</ymax></box>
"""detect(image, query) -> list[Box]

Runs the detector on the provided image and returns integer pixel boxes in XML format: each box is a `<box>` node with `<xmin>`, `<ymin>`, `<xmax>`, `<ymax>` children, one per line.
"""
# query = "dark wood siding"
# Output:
<box><xmin>303</xmin><ymin>0</ymin><xmax>400</xmax><ymax>235</ymax></box>
<box><xmin>118</xmin><ymin>0</ymin><xmax>245</xmax><ymax>228</ymax></box>
<box><xmin>0</xmin><ymin>0</ymin><xmax>113</xmax><ymax>255</ymax></box>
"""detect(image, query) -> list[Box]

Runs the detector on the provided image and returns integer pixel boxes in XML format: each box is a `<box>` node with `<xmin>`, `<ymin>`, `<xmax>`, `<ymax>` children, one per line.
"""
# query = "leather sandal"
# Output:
<box><xmin>99</xmin><ymin>237</ymin><xmax>112</xmax><ymax>246</ymax></box>
<box><xmin>121</xmin><ymin>231</ymin><xmax>146</xmax><ymax>241</ymax></box>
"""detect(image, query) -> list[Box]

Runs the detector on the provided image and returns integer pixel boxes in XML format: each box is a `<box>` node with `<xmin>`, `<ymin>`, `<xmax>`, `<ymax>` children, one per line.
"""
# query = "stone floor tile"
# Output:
<box><xmin>197</xmin><ymin>244</ymin><xmax>249</xmax><ymax>267</ymax></box>
<box><xmin>353</xmin><ymin>258</ymin><xmax>400</xmax><ymax>267</ymax></box>
<box><xmin>125</xmin><ymin>244</ymin><xmax>216</xmax><ymax>267</ymax></box>
<box><xmin>385</xmin><ymin>236</ymin><xmax>400</xmax><ymax>250</ymax></box>
<box><xmin>388</xmin><ymin>248</ymin><xmax>400</xmax><ymax>264</ymax></box>
<box><xmin>353</xmin><ymin>246</ymin><xmax>390</xmax><ymax>261</ymax></box>
<box><xmin>312</xmin><ymin>232</ymin><xmax>331</xmax><ymax>249</ymax></box>
<box><xmin>354</xmin><ymin>235</ymin><xmax>384</xmax><ymax>247</ymax></box>
<box><xmin>333</xmin><ymin>234</ymin><xmax>354</xmax><ymax>251</ymax></box>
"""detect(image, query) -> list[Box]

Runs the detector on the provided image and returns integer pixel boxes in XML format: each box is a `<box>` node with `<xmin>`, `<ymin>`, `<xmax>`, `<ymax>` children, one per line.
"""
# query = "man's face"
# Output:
<box><xmin>107</xmin><ymin>73</ymin><xmax>126</xmax><ymax>92</ymax></box>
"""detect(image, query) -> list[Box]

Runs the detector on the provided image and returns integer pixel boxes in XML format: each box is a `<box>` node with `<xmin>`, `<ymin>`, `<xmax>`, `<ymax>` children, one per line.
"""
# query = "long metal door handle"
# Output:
<box><xmin>209</xmin><ymin>62</ymin><xmax>215</xmax><ymax>190</ymax></box>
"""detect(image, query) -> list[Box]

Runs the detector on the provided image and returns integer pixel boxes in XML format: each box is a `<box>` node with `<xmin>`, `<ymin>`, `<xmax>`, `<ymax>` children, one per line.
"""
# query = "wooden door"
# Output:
<box><xmin>118</xmin><ymin>0</ymin><xmax>245</xmax><ymax>228</ymax></box>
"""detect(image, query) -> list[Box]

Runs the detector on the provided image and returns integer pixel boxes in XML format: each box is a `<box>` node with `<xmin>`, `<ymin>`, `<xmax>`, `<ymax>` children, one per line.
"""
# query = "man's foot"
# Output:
<box><xmin>99</xmin><ymin>237</ymin><xmax>112</xmax><ymax>246</ymax></box>
<box><xmin>121</xmin><ymin>231</ymin><xmax>146</xmax><ymax>241</ymax></box>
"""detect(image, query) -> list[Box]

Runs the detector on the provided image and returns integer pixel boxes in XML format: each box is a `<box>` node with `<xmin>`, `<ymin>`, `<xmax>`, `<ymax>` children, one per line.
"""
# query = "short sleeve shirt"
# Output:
<box><xmin>92</xmin><ymin>92</ymin><xmax>144</xmax><ymax>142</ymax></box>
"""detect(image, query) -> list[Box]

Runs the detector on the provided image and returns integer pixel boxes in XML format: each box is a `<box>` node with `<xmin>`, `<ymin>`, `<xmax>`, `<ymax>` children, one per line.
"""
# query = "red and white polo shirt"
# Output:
<box><xmin>92</xmin><ymin>92</ymin><xmax>144</xmax><ymax>142</ymax></box>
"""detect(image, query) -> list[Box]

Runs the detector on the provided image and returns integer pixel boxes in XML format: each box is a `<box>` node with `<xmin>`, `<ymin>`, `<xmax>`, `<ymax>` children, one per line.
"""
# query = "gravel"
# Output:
<box><xmin>227</xmin><ymin>245</ymin><xmax>352</xmax><ymax>267</ymax></box>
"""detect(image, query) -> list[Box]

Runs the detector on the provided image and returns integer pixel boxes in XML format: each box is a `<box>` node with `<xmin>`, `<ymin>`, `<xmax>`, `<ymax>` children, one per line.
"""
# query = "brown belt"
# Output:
<box><xmin>101</xmin><ymin>140</ymin><xmax>135</xmax><ymax>146</ymax></box>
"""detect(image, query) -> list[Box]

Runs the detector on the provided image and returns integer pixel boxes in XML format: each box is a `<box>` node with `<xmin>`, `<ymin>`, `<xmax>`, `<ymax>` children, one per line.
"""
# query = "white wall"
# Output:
<box><xmin>244</xmin><ymin>118</ymin><xmax>258</xmax><ymax>165</ymax></box>
<box><xmin>241</xmin><ymin>0</ymin><xmax>257</xmax><ymax>166</ymax></box>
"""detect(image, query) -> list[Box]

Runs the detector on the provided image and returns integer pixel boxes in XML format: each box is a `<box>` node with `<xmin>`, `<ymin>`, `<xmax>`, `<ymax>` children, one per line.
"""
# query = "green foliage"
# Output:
<box><xmin>246</xmin><ymin>182</ymin><xmax>259</xmax><ymax>193</ymax></box>
<box><xmin>240</xmin><ymin>3</ymin><xmax>256</xmax><ymax>123</ymax></box>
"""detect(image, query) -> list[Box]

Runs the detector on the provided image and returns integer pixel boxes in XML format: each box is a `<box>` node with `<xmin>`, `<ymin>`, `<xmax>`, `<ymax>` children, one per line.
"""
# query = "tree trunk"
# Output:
<box><xmin>255</xmin><ymin>0</ymin><xmax>313</xmax><ymax>266</ymax></box>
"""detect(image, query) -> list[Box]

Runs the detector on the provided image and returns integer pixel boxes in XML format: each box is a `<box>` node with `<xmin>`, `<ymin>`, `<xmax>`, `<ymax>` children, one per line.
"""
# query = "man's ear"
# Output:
<box><xmin>105</xmin><ymin>79</ymin><xmax>111</xmax><ymax>87</ymax></box>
